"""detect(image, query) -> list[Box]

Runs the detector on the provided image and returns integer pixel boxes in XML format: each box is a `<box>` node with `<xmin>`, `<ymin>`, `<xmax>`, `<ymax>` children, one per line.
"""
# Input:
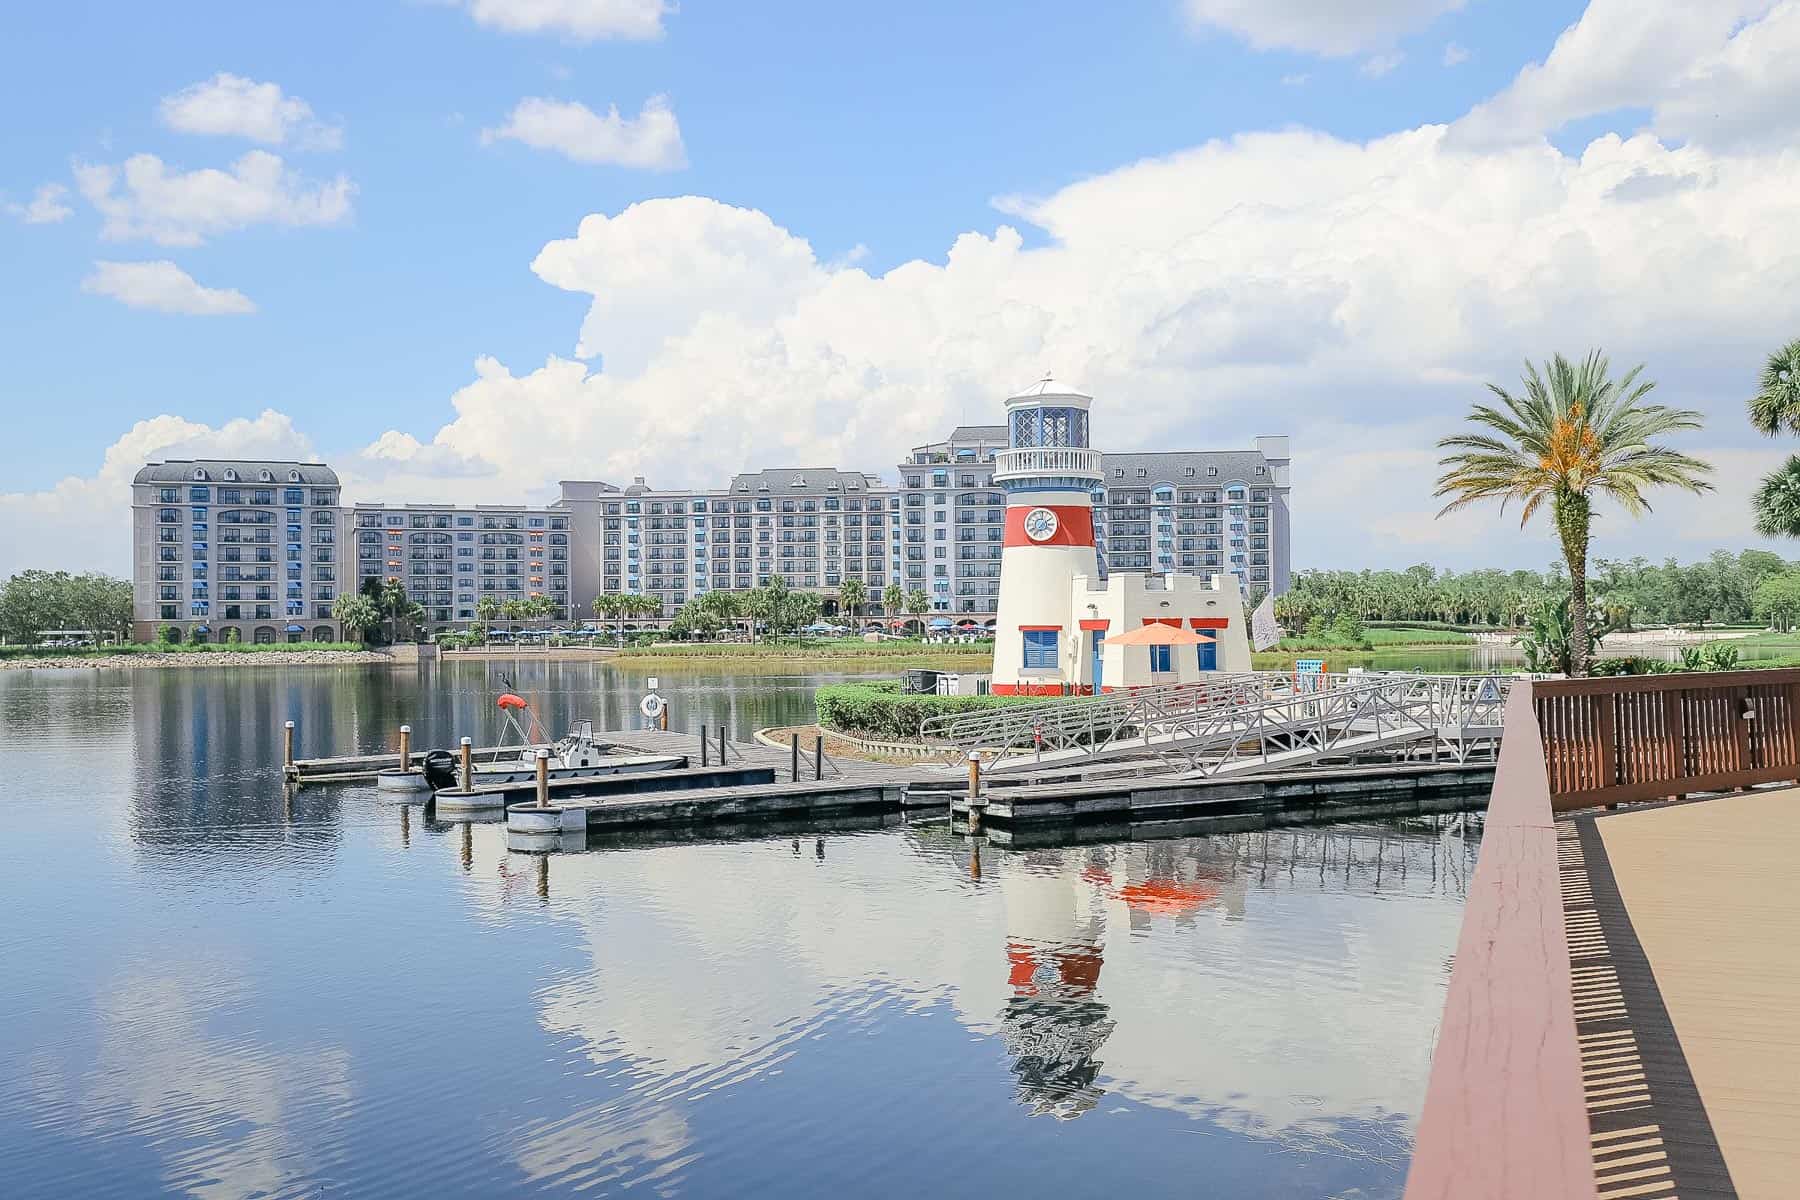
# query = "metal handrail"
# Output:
<box><xmin>926</xmin><ymin>671</ymin><xmax>1509</xmax><ymax>775</ymax></box>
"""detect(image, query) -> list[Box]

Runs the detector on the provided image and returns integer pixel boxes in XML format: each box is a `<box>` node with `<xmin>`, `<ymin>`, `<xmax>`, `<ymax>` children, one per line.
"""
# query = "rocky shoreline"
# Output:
<box><xmin>0</xmin><ymin>648</ymin><xmax>405</xmax><ymax>671</ymax></box>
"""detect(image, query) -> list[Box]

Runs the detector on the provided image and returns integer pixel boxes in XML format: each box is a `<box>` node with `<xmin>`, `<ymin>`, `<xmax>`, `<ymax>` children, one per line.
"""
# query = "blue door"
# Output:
<box><xmin>1091</xmin><ymin>631</ymin><xmax>1104</xmax><ymax>690</ymax></box>
<box><xmin>1197</xmin><ymin>641</ymin><xmax>1217</xmax><ymax>671</ymax></box>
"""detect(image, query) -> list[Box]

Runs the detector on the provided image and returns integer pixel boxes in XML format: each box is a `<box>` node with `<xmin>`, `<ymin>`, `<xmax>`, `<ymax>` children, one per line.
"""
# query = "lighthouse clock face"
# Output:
<box><xmin>1023</xmin><ymin>507</ymin><xmax>1060</xmax><ymax>542</ymax></box>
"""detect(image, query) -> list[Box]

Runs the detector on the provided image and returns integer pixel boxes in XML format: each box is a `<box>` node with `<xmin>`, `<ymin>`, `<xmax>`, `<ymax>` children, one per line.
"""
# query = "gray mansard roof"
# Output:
<box><xmin>1098</xmin><ymin>449</ymin><xmax>1275</xmax><ymax>488</ymax></box>
<box><xmin>726</xmin><ymin>468</ymin><xmax>886</xmax><ymax>493</ymax></box>
<box><xmin>133</xmin><ymin>459</ymin><xmax>339</xmax><ymax>486</ymax></box>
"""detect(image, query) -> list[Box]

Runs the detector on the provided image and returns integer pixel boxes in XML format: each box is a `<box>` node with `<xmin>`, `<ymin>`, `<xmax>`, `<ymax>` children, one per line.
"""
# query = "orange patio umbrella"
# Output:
<box><xmin>1100</xmin><ymin>623</ymin><xmax>1214</xmax><ymax>646</ymax></box>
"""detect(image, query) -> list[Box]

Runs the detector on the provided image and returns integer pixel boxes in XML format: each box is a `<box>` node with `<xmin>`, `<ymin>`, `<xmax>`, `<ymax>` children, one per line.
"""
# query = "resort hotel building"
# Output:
<box><xmin>129</xmin><ymin>400</ymin><xmax>1290</xmax><ymax>644</ymax></box>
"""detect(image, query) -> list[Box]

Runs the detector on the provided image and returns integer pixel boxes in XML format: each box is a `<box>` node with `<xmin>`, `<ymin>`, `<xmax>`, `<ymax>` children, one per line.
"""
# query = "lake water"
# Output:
<box><xmin>0</xmin><ymin>659</ymin><xmax>1477</xmax><ymax>1199</ymax></box>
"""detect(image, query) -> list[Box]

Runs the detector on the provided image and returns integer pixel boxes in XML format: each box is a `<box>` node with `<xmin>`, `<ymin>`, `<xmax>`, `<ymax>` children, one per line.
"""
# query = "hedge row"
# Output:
<box><xmin>814</xmin><ymin>680</ymin><xmax>1040</xmax><ymax>741</ymax></box>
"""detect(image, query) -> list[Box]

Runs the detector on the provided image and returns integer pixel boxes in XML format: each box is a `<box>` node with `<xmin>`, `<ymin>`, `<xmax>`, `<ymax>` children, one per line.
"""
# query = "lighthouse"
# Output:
<box><xmin>990</xmin><ymin>375</ymin><xmax>1103</xmax><ymax>695</ymax></box>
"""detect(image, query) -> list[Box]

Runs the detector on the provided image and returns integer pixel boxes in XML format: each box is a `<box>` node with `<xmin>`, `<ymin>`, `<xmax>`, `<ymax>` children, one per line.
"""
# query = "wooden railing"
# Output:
<box><xmin>1535</xmin><ymin>668</ymin><xmax>1800</xmax><ymax>810</ymax></box>
<box><xmin>1404</xmin><ymin>683</ymin><xmax>1597</xmax><ymax>1199</ymax></box>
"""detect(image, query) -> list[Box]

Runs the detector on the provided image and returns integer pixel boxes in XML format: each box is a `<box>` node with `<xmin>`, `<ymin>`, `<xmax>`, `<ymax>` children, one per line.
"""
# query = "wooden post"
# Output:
<box><xmin>1594</xmin><ymin>697</ymin><xmax>1615</xmax><ymax>792</ymax></box>
<box><xmin>535</xmin><ymin>748</ymin><xmax>550</xmax><ymax>807</ymax></box>
<box><xmin>701</xmin><ymin>724</ymin><xmax>710</xmax><ymax>767</ymax></box>
<box><xmin>459</xmin><ymin>736</ymin><xmax>473</xmax><ymax>792</ymax></box>
<box><xmin>719</xmin><ymin>726</ymin><xmax>727</xmax><ymax>764</ymax></box>
<box><xmin>967</xmin><ymin>750</ymin><xmax>985</xmax><ymax>832</ymax></box>
<box><xmin>790</xmin><ymin>732</ymin><xmax>800</xmax><ymax>782</ymax></box>
<box><xmin>814</xmin><ymin>734</ymin><xmax>824</xmax><ymax>781</ymax></box>
<box><xmin>1733</xmin><ymin>685</ymin><xmax>1753</xmax><ymax>774</ymax></box>
<box><xmin>283</xmin><ymin>720</ymin><xmax>295</xmax><ymax>770</ymax></box>
<box><xmin>1663</xmin><ymin>690</ymin><xmax>1684</xmax><ymax>785</ymax></box>
<box><xmin>399</xmin><ymin>724</ymin><xmax>412</xmax><ymax>774</ymax></box>
<box><xmin>658</xmin><ymin>703</ymin><xmax>669</xmax><ymax>732</ymax></box>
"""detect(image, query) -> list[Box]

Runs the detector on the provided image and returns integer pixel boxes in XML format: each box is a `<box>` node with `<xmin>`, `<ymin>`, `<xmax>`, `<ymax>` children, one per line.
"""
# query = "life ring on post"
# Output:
<box><xmin>639</xmin><ymin>693</ymin><xmax>665</xmax><ymax>720</ymax></box>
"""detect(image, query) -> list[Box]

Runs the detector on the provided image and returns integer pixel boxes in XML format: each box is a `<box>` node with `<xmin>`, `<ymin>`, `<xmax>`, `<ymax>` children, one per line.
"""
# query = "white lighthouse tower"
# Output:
<box><xmin>990</xmin><ymin>375</ymin><xmax>1103</xmax><ymax>695</ymax></box>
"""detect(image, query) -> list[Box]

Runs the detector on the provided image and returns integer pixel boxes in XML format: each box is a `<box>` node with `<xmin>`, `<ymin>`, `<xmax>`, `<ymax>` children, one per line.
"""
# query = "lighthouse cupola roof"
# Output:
<box><xmin>1005</xmin><ymin>372</ymin><xmax>1093</xmax><ymax>413</ymax></box>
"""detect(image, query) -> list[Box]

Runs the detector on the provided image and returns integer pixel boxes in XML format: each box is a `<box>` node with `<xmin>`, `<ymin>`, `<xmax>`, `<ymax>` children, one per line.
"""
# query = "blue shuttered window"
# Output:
<box><xmin>1022</xmin><ymin>629</ymin><xmax>1059</xmax><ymax>669</ymax></box>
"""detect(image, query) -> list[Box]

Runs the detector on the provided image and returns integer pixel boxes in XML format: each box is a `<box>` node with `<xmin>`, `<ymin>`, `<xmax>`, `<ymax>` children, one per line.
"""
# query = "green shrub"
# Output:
<box><xmin>814</xmin><ymin>681</ymin><xmax>1037</xmax><ymax>741</ymax></box>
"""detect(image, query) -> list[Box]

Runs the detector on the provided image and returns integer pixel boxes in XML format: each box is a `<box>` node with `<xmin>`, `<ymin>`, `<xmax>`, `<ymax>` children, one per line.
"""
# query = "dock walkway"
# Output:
<box><xmin>1558</xmin><ymin>789</ymin><xmax>1800</xmax><ymax>1199</ymax></box>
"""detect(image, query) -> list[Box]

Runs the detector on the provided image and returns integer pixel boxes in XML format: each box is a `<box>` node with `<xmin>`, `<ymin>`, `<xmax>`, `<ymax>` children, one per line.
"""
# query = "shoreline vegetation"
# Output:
<box><xmin>0</xmin><ymin>642</ymin><xmax>396</xmax><ymax>671</ymax></box>
<box><xmin>609</xmin><ymin>638</ymin><xmax>991</xmax><ymax>665</ymax></box>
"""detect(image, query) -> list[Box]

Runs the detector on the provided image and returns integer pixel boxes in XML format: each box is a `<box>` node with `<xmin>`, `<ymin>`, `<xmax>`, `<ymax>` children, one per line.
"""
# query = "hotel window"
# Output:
<box><xmin>1150</xmin><ymin>645</ymin><xmax>1172</xmax><ymax>673</ymax></box>
<box><xmin>1021</xmin><ymin>629</ymin><xmax>1058</xmax><ymax>669</ymax></box>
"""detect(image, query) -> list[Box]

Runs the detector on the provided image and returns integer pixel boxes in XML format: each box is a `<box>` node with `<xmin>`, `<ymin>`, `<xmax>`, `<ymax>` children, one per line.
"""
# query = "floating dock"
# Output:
<box><xmin>438</xmin><ymin>761</ymin><xmax>765</xmax><ymax>813</ymax></box>
<box><xmin>949</xmin><ymin>761</ymin><xmax>1495</xmax><ymax>826</ymax></box>
<box><xmin>287</xmin><ymin>744</ymin><xmax>520</xmax><ymax>784</ymax></box>
<box><xmin>508</xmin><ymin>777</ymin><xmax>908</xmax><ymax>838</ymax></box>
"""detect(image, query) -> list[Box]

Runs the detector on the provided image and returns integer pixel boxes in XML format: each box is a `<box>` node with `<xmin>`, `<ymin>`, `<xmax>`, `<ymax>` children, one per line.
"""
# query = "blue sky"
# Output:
<box><xmin>6</xmin><ymin>0</ymin><xmax>1800</xmax><ymax>576</ymax></box>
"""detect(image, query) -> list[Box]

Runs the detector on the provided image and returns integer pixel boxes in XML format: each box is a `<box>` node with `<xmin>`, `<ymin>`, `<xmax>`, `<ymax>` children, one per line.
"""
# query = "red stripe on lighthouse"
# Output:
<box><xmin>1003</xmin><ymin>504</ymin><xmax>1095</xmax><ymax>548</ymax></box>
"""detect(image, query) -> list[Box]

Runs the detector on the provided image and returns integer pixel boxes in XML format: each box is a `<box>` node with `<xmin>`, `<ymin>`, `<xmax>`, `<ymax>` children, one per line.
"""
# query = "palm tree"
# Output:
<box><xmin>837</xmin><ymin>577</ymin><xmax>866</xmax><ymax>628</ymax></box>
<box><xmin>1435</xmin><ymin>351</ymin><xmax>1712</xmax><ymax>675</ymax></box>
<box><xmin>475</xmin><ymin>595</ymin><xmax>501</xmax><ymax>627</ymax></box>
<box><xmin>1747</xmin><ymin>338</ymin><xmax>1800</xmax><ymax>538</ymax></box>
<box><xmin>883</xmin><ymin>582</ymin><xmax>905</xmax><ymax>631</ymax></box>
<box><xmin>501</xmin><ymin>596</ymin><xmax>527</xmax><ymax>635</ymax></box>
<box><xmin>1747</xmin><ymin>337</ymin><xmax>1800</xmax><ymax>436</ymax></box>
<box><xmin>629</xmin><ymin>592</ymin><xmax>661</xmax><ymax>636</ymax></box>
<box><xmin>331</xmin><ymin>593</ymin><xmax>380</xmax><ymax>643</ymax></box>
<box><xmin>592</xmin><ymin>592</ymin><xmax>625</xmax><ymax>643</ymax></box>
<box><xmin>905</xmin><ymin>587</ymin><xmax>931</xmax><ymax>636</ymax></box>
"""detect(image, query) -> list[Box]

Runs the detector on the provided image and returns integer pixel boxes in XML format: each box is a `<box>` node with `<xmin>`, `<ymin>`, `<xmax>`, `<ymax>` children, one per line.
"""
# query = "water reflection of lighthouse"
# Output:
<box><xmin>995</xmin><ymin>844</ymin><xmax>1239</xmax><ymax>1118</ymax></box>
<box><xmin>999</xmin><ymin>849</ymin><xmax>1117</xmax><ymax>1118</ymax></box>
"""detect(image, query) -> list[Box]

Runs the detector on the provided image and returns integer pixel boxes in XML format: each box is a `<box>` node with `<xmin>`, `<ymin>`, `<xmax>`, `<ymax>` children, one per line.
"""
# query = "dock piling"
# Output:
<box><xmin>283</xmin><ymin>720</ymin><xmax>295</xmax><ymax>770</ymax></box>
<box><xmin>535</xmin><ymin>748</ymin><xmax>550</xmax><ymax>807</ymax></box>
<box><xmin>399</xmin><ymin>725</ymin><xmax>412</xmax><ymax>773</ymax></box>
<box><xmin>658</xmin><ymin>704</ymin><xmax>669</xmax><ymax>732</ymax></box>
<box><xmin>459</xmin><ymin>737</ymin><xmax>473</xmax><ymax>792</ymax></box>
<box><xmin>790</xmin><ymin>732</ymin><xmax>800</xmax><ymax>782</ymax></box>
<box><xmin>967</xmin><ymin>751</ymin><xmax>985</xmax><ymax>832</ymax></box>
<box><xmin>719</xmin><ymin>726</ymin><xmax>727</xmax><ymax>764</ymax></box>
<box><xmin>814</xmin><ymin>734</ymin><xmax>824</xmax><ymax>781</ymax></box>
<box><xmin>701</xmin><ymin>725</ymin><xmax>710</xmax><ymax>768</ymax></box>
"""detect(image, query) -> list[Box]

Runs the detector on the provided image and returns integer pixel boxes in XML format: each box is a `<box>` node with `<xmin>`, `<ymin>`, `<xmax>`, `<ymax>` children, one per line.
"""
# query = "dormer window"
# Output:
<box><xmin>289</xmin><ymin>470</ymin><xmax>301</xmax><ymax>482</ymax></box>
<box><xmin>193</xmin><ymin>468</ymin><xmax>207</xmax><ymax>481</ymax></box>
<box><xmin>259</xmin><ymin>470</ymin><xmax>273</xmax><ymax>482</ymax></box>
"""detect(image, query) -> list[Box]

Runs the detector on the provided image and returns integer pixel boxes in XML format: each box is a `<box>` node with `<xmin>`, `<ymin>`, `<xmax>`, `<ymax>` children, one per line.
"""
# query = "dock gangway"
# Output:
<box><xmin>917</xmin><ymin>672</ymin><xmax>1508</xmax><ymax>778</ymax></box>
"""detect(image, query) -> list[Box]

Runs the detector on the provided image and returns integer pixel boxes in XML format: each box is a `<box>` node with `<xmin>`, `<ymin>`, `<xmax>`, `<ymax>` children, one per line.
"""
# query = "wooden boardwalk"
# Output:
<box><xmin>1559</xmin><ymin>790</ymin><xmax>1800</xmax><ymax>1199</ymax></box>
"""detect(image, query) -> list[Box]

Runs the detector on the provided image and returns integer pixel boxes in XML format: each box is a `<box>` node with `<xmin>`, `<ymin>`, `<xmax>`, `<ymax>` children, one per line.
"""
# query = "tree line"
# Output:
<box><xmin>0</xmin><ymin>571</ymin><xmax>133</xmax><ymax>644</ymax></box>
<box><xmin>1276</xmin><ymin>551</ymin><xmax>1800</xmax><ymax>633</ymax></box>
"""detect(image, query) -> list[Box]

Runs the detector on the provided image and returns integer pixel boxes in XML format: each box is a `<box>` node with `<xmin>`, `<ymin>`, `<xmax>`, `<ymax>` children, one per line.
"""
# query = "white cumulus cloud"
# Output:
<box><xmin>7</xmin><ymin>182</ymin><xmax>73</xmax><ymax>224</ymax></box>
<box><xmin>1183</xmin><ymin>0</ymin><xmax>1464</xmax><ymax>56</ymax></box>
<box><xmin>81</xmin><ymin>260</ymin><xmax>256</xmax><ymax>315</ymax></box>
<box><xmin>1455</xmin><ymin>0</ymin><xmax>1796</xmax><ymax>147</ymax></box>
<box><xmin>461</xmin><ymin>0</ymin><xmax>670</xmax><ymax>40</ymax></box>
<box><xmin>158</xmin><ymin>73</ymin><xmax>342</xmax><ymax>150</ymax></box>
<box><xmin>1361</xmin><ymin>51</ymin><xmax>1405</xmax><ymax>78</ymax></box>
<box><xmin>481</xmin><ymin>95</ymin><xmax>685</xmax><ymax>169</ymax></box>
<box><xmin>72</xmin><ymin>150</ymin><xmax>355</xmax><ymax>246</ymax></box>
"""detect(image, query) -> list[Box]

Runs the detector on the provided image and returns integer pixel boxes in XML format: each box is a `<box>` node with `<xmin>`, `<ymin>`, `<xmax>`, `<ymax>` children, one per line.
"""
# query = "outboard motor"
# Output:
<box><xmin>421</xmin><ymin>748</ymin><xmax>459</xmax><ymax>790</ymax></box>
